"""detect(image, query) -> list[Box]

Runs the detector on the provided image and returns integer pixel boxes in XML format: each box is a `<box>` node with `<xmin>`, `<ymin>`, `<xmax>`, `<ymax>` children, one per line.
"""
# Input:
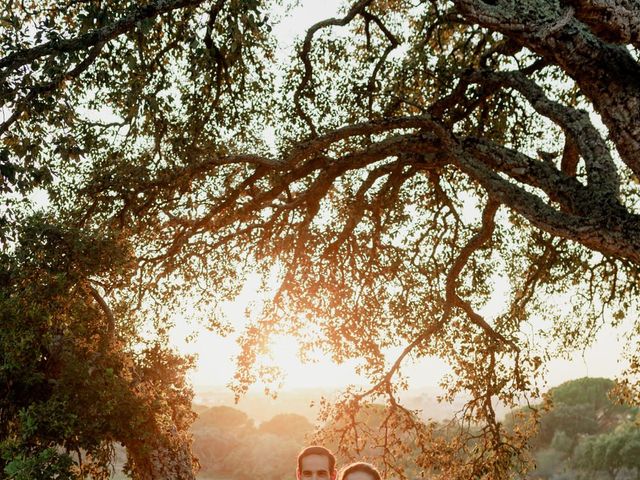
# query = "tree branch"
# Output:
<box><xmin>87</xmin><ymin>283</ymin><xmax>115</xmax><ymax>348</ymax></box>
<box><xmin>452</xmin><ymin>147</ymin><xmax>640</xmax><ymax>264</ymax></box>
<box><xmin>0</xmin><ymin>41</ymin><xmax>106</xmax><ymax>135</ymax></box>
<box><xmin>443</xmin><ymin>198</ymin><xmax>514</xmax><ymax>346</ymax></box>
<box><xmin>468</xmin><ymin>69</ymin><xmax>620</xmax><ymax>197</ymax></box>
<box><xmin>0</xmin><ymin>0</ymin><xmax>205</xmax><ymax>80</ymax></box>
<box><xmin>294</xmin><ymin>0</ymin><xmax>375</xmax><ymax>136</ymax></box>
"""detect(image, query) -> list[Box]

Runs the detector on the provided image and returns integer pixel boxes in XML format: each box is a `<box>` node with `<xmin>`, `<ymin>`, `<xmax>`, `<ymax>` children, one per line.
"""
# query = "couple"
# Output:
<box><xmin>296</xmin><ymin>446</ymin><xmax>381</xmax><ymax>480</ymax></box>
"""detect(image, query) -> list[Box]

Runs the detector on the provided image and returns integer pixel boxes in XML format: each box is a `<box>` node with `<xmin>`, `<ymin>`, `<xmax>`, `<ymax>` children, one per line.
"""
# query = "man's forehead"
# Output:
<box><xmin>301</xmin><ymin>453</ymin><xmax>331</xmax><ymax>470</ymax></box>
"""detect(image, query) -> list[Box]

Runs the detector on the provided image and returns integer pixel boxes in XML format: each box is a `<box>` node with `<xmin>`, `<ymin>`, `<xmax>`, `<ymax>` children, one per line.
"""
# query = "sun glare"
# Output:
<box><xmin>179</xmin><ymin>325</ymin><xmax>370</xmax><ymax>391</ymax></box>
<box><xmin>167</xmin><ymin>272</ymin><xmax>369</xmax><ymax>391</ymax></box>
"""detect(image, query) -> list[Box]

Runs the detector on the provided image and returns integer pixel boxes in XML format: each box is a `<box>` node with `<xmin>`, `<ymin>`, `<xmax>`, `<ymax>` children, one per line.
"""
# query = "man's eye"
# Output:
<box><xmin>302</xmin><ymin>473</ymin><xmax>312</xmax><ymax>478</ymax></box>
<box><xmin>318</xmin><ymin>473</ymin><xmax>329</xmax><ymax>478</ymax></box>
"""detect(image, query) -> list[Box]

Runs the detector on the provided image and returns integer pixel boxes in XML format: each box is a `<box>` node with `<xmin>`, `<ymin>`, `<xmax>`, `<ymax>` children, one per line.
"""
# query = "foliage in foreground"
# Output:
<box><xmin>0</xmin><ymin>218</ymin><xmax>196</xmax><ymax>477</ymax></box>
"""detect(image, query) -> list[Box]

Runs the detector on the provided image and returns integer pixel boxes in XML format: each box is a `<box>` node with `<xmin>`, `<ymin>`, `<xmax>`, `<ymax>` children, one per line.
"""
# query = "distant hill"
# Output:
<box><xmin>192</xmin><ymin>384</ymin><xmax>510</xmax><ymax>423</ymax></box>
<box><xmin>193</xmin><ymin>386</ymin><xmax>334</xmax><ymax>422</ymax></box>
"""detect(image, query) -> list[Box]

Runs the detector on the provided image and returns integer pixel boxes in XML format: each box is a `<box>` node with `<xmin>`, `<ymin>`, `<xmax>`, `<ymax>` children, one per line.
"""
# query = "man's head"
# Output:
<box><xmin>296</xmin><ymin>446</ymin><xmax>337</xmax><ymax>480</ymax></box>
<box><xmin>338</xmin><ymin>462</ymin><xmax>381</xmax><ymax>480</ymax></box>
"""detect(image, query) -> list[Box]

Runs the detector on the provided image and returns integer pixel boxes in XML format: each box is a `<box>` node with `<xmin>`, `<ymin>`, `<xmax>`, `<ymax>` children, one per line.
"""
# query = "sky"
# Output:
<box><xmin>170</xmin><ymin>275</ymin><xmax>627</xmax><ymax>395</ymax></box>
<box><xmin>178</xmin><ymin>327</ymin><xmax>626</xmax><ymax>392</ymax></box>
<box><xmin>167</xmin><ymin>0</ymin><xmax>628</xmax><ymax>399</ymax></box>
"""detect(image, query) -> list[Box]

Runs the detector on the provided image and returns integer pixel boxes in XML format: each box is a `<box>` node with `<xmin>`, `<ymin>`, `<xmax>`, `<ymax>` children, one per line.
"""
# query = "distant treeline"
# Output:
<box><xmin>191</xmin><ymin>407</ymin><xmax>314</xmax><ymax>480</ymax></box>
<box><xmin>506</xmin><ymin>377</ymin><xmax>639</xmax><ymax>480</ymax></box>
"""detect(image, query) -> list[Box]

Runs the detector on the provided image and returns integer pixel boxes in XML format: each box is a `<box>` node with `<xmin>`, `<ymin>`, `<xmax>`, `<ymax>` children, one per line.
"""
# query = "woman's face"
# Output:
<box><xmin>344</xmin><ymin>472</ymin><xmax>376</xmax><ymax>480</ymax></box>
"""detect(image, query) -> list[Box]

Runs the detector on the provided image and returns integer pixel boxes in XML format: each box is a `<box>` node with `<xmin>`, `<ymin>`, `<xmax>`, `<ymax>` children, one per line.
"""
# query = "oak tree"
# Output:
<box><xmin>2</xmin><ymin>0</ymin><xmax>640</xmax><ymax>478</ymax></box>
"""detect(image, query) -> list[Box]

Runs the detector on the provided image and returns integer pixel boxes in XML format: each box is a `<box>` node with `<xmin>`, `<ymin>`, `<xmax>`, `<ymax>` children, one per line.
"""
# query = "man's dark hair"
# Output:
<box><xmin>338</xmin><ymin>462</ymin><xmax>381</xmax><ymax>480</ymax></box>
<box><xmin>297</xmin><ymin>446</ymin><xmax>336</xmax><ymax>473</ymax></box>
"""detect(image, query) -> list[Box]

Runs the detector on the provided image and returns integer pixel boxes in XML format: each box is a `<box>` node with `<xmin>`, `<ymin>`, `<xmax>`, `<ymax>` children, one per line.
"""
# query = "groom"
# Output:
<box><xmin>296</xmin><ymin>446</ymin><xmax>337</xmax><ymax>480</ymax></box>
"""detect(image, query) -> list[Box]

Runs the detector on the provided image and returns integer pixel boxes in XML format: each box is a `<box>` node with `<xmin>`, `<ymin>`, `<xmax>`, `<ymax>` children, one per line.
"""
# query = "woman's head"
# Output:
<box><xmin>338</xmin><ymin>462</ymin><xmax>381</xmax><ymax>480</ymax></box>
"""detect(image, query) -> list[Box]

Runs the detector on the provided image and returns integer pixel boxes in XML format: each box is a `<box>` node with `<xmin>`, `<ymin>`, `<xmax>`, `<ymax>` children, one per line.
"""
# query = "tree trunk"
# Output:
<box><xmin>125</xmin><ymin>423</ymin><xmax>196</xmax><ymax>480</ymax></box>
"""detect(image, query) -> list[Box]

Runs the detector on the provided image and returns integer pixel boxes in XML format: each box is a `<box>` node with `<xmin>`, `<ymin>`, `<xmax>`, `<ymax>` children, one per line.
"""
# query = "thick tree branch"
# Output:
<box><xmin>461</xmin><ymin>136</ymin><xmax>592</xmax><ymax>214</ymax></box>
<box><xmin>454</xmin><ymin>0</ymin><xmax>640</xmax><ymax>178</ymax></box>
<box><xmin>452</xmin><ymin>148</ymin><xmax>640</xmax><ymax>264</ymax></box>
<box><xmin>286</xmin><ymin>117</ymin><xmax>640</xmax><ymax>265</ymax></box>
<box><xmin>135</xmin><ymin>114</ymin><xmax>640</xmax><ymax>266</ymax></box>
<box><xmin>468</xmin><ymin>69</ymin><xmax>620</xmax><ymax>197</ymax></box>
<box><xmin>564</xmin><ymin>0</ymin><xmax>640</xmax><ymax>47</ymax></box>
<box><xmin>285</xmin><ymin>115</ymin><xmax>440</xmax><ymax>166</ymax></box>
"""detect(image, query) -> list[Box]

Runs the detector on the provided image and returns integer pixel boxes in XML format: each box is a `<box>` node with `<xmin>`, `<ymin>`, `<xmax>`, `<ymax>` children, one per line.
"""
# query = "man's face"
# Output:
<box><xmin>297</xmin><ymin>454</ymin><xmax>335</xmax><ymax>480</ymax></box>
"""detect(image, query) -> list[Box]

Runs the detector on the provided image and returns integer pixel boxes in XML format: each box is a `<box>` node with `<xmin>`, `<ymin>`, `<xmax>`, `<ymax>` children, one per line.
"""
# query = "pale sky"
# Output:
<box><xmin>170</xmin><ymin>276</ymin><xmax>626</xmax><ymax>395</ymax></box>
